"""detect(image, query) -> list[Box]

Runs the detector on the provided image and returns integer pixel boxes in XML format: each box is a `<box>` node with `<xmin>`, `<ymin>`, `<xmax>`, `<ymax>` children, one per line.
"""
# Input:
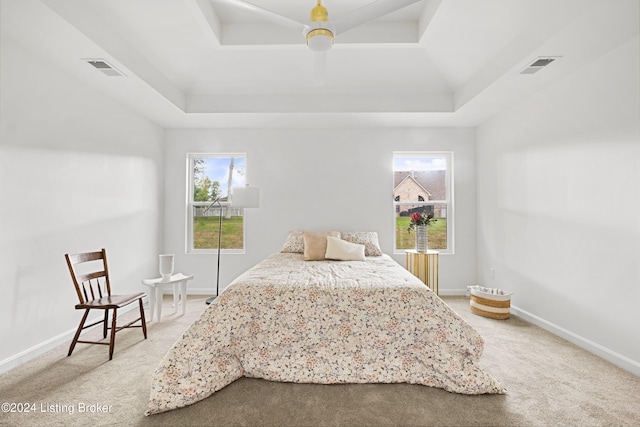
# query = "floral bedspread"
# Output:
<box><xmin>146</xmin><ymin>253</ymin><xmax>504</xmax><ymax>415</ymax></box>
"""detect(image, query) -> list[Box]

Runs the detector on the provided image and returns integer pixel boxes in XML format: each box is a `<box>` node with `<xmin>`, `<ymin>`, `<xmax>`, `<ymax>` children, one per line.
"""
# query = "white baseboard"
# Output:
<box><xmin>437</xmin><ymin>289</ymin><xmax>468</xmax><ymax>296</ymax></box>
<box><xmin>439</xmin><ymin>292</ymin><xmax>640</xmax><ymax>377</ymax></box>
<box><xmin>511</xmin><ymin>304</ymin><xmax>640</xmax><ymax>377</ymax></box>
<box><xmin>185</xmin><ymin>287</ymin><xmax>217</xmax><ymax>295</ymax></box>
<box><xmin>155</xmin><ymin>287</ymin><xmax>220</xmax><ymax>296</ymax></box>
<box><xmin>0</xmin><ymin>328</ymin><xmax>76</xmax><ymax>375</ymax></box>
<box><xmin>0</xmin><ymin>299</ymin><xmax>145</xmax><ymax>375</ymax></box>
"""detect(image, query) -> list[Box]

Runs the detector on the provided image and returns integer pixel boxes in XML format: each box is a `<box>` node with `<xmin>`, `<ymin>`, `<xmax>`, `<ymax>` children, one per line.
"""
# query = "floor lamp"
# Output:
<box><xmin>205</xmin><ymin>186</ymin><xmax>260</xmax><ymax>305</ymax></box>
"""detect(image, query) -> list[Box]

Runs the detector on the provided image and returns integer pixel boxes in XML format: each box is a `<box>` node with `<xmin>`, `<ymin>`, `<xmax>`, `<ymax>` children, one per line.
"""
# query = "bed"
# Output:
<box><xmin>146</xmin><ymin>232</ymin><xmax>504</xmax><ymax>415</ymax></box>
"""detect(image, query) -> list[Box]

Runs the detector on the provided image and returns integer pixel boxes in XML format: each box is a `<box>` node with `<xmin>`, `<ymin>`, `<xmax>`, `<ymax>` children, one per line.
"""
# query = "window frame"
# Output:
<box><xmin>186</xmin><ymin>152</ymin><xmax>248</xmax><ymax>254</ymax></box>
<box><xmin>393</xmin><ymin>151</ymin><xmax>455</xmax><ymax>255</ymax></box>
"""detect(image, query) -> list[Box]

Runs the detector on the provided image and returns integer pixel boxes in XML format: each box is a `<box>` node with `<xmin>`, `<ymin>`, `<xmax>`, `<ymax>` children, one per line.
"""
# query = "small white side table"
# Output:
<box><xmin>142</xmin><ymin>273</ymin><xmax>194</xmax><ymax>321</ymax></box>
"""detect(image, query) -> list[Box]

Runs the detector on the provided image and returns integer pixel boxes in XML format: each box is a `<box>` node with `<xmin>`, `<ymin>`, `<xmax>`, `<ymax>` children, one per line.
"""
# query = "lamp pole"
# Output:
<box><xmin>203</xmin><ymin>197</ymin><xmax>223</xmax><ymax>305</ymax></box>
<box><xmin>202</xmin><ymin>186</ymin><xmax>260</xmax><ymax>305</ymax></box>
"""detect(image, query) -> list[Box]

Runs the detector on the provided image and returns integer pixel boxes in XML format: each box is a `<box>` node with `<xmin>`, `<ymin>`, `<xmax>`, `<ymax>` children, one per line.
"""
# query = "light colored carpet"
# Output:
<box><xmin>1</xmin><ymin>295</ymin><xmax>638</xmax><ymax>427</ymax></box>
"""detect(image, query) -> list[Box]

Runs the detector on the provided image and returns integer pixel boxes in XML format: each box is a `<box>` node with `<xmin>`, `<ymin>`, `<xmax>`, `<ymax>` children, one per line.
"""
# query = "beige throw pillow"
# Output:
<box><xmin>303</xmin><ymin>231</ymin><xmax>340</xmax><ymax>261</ymax></box>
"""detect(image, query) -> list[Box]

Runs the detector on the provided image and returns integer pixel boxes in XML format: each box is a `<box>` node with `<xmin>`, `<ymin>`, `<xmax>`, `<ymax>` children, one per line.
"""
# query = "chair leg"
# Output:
<box><xmin>139</xmin><ymin>298</ymin><xmax>148</xmax><ymax>339</ymax></box>
<box><xmin>68</xmin><ymin>309</ymin><xmax>90</xmax><ymax>357</ymax></box>
<box><xmin>103</xmin><ymin>309</ymin><xmax>109</xmax><ymax>339</ymax></box>
<box><xmin>109</xmin><ymin>309</ymin><xmax>117</xmax><ymax>360</ymax></box>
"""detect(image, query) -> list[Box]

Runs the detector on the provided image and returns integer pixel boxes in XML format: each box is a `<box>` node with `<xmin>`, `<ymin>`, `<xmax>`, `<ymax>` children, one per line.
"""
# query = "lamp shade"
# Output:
<box><xmin>231</xmin><ymin>186</ymin><xmax>260</xmax><ymax>209</ymax></box>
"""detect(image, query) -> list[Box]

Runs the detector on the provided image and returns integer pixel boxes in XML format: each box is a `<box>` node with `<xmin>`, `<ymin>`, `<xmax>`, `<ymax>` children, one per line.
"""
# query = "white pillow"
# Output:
<box><xmin>325</xmin><ymin>236</ymin><xmax>366</xmax><ymax>261</ymax></box>
<box><xmin>340</xmin><ymin>231</ymin><xmax>383</xmax><ymax>256</ymax></box>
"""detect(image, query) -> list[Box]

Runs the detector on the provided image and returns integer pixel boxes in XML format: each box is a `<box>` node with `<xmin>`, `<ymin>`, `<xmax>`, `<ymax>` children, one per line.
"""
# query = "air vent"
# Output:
<box><xmin>519</xmin><ymin>57</ymin><xmax>560</xmax><ymax>75</ymax></box>
<box><xmin>83</xmin><ymin>58</ymin><xmax>125</xmax><ymax>77</ymax></box>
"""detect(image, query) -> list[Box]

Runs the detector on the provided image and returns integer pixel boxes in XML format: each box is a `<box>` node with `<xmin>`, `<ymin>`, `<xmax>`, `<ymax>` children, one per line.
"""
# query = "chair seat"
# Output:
<box><xmin>76</xmin><ymin>292</ymin><xmax>146</xmax><ymax>310</ymax></box>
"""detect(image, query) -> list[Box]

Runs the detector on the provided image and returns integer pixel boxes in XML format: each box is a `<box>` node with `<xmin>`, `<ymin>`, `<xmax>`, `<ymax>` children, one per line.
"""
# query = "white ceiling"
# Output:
<box><xmin>1</xmin><ymin>0</ymin><xmax>638</xmax><ymax>128</ymax></box>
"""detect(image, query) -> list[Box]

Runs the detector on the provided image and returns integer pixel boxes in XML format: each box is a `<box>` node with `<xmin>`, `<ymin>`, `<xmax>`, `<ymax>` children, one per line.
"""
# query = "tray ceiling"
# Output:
<box><xmin>2</xmin><ymin>0</ymin><xmax>637</xmax><ymax>127</ymax></box>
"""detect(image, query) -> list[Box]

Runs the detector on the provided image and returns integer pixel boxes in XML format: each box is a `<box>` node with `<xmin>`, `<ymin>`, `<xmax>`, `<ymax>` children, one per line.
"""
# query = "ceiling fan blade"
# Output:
<box><xmin>332</xmin><ymin>0</ymin><xmax>422</xmax><ymax>37</ymax></box>
<box><xmin>213</xmin><ymin>0</ymin><xmax>308</xmax><ymax>34</ymax></box>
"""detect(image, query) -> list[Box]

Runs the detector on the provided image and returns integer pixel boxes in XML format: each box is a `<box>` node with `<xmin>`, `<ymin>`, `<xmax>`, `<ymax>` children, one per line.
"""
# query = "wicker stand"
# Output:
<box><xmin>405</xmin><ymin>250</ymin><xmax>439</xmax><ymax>294</ymax></box>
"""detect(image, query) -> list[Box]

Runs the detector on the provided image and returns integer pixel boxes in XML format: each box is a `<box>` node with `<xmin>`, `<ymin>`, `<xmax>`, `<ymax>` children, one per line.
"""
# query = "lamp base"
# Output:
<box><xmin>205</xmin><ymin>296</ymin><xmax>217</xmax><ymax>305</ymax></box>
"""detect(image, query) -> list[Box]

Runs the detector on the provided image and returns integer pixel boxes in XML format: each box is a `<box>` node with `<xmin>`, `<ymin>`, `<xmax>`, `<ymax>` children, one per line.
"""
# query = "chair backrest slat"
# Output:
<box><xmin>65</xmin><ymin>248</ymin><xmax>112</xmax><ymax>304</ymax></box>
<box><xmin>77</xmin><ymin>271</ymin><xmax>107</xmax><ymax>283</ymax></box>
<box><xmin>89</xmin><ymin>280</ymin><xmax>96</xmax><ymax>300</ymax></box>
<box><xmin>82</xmin><ymin>283</ymin><xmax>89</xmax><ymax>302</ymax></box>
<box><xmin>67</xmin><ymin>251</ymin><xmax>104</xmax><ymax>264</ymax></box>
<box><xmin>96</xmin><ymin>278</ymin><xmax>104</xmax><ymax>298</ymax></box>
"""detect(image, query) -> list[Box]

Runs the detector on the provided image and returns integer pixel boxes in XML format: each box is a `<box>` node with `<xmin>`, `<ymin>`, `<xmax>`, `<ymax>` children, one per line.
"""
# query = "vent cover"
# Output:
<box><xmin>84</xmin><ymin>59</ymin><xmax>125</xmax><ymax>77</ymax></box>
<box><xmin>519</xmin><ymin>57</ymin><xmax>560</xmax><ymax>75</ymax></box>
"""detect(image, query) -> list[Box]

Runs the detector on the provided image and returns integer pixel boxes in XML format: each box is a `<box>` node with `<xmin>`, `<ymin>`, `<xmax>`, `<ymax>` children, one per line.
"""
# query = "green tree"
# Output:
<box><xmin>193</xmin><ymin>158</ymin><xmax>206</xmax><ymax>180</ymax></box>
<box><xmin>210</xmin><ymin>180</ymin><xmax>221</xmax><ymax>201</ymax></box>
<box><xmin>193</xmin><ymin>158</ymin><xmax>223</xmax><ymax>202</ymax></box>
<box><xmin>193</xmin><ymin>158</ymin><xmax>208</xmax><ymax>201</ymax></box>
<box><xmin>194</xmin><ymin>177</ymin><xmax>212</xmax><ymax>202</ymax></box>
<box><xmin>194</xmin><ymin>177</ymin><xmax>222</xmax><ymax>202</ymax></box>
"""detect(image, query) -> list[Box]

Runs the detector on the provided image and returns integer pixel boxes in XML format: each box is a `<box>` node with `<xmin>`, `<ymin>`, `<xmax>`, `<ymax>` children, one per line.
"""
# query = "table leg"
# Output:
<box><xmin>172</xmin><ymin>283</ymin><xmax>179</xmax><ymax>314</ymax></box>
<box><xmin>180</xmin><ymin>281</ymin><xmax>187</xmax><ymax>315</ymax></box>
<box><xmin>156</xmin><ymin>286</ymin><xmax>163</xmax><ymax>320</ymax></box>
<box><xmin>147</xmin><ymin>286</ymin><xmax>155</xmax><ymax>322</ymax></box>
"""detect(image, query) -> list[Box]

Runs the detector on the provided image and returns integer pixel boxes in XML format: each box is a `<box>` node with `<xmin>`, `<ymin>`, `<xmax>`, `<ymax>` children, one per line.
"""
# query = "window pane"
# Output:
<box><xmin>190</xmin><ymin>155</ymin><xmax>246</xmax><ymax>251</ymax></box>
<box><xmin>393</xmin><ymin>153</ymin><xmax>451</xmax><ymax>252</ymax></box>
<box><xmin>192</xmin><ymin>205</ymin><xmax>245</xmax><ymax>250</ymax></box>
<box><xmin>393</xmin><ymin>157</ymin><xmax>447</xmax><ymax>202</ymax></box>
<box><xmin>395</xmin><ymin>204</ymin><xmax>447</xmax><ymax>250</ymax></box>
<box><xmin>192</xmin><ymin>157</ymin><xmax>246</xmax><ymax>202</ymax></box>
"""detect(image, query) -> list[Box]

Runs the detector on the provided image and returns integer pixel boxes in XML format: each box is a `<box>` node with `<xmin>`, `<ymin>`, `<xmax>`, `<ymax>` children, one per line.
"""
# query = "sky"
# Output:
<box><xmin>204</xmin><ymin>156</ymin><xmax>247</xmax><ymax>195</ymax></box>
<box><xmin>200</xmin><ymin>155</ymin><xmax>443</xmax><ymax>195</ymax></box>
<box><xmin>394</xmin><ymin>155</ymin><xmax>447</xmax><ymax>171</ymax></box>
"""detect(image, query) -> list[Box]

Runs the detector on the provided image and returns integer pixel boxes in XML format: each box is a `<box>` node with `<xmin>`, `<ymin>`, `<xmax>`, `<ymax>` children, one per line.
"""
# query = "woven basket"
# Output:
<box><xmin>469</xmin><ymin>286</ymin><xmax>512</xmax><ymax>320</ymax></box>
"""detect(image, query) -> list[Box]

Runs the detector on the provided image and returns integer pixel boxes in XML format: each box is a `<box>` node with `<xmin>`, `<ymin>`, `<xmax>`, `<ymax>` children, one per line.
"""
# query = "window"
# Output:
<box><xmin>393</xmin><ymin>152</ymin><xmax>453</xmax><ymax>254</ymax></box>
<box><xmin>187</xmin><ymin>153</ymin><xmax>247</xmax><ymax>253</ymax></box>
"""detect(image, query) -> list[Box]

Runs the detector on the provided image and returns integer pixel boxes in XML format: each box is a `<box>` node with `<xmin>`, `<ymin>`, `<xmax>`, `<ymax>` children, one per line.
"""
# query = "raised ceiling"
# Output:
<box><xmin>2</xmin><ymin>0</ymin><xmax>638</xmax><ymax>128</ymax></box>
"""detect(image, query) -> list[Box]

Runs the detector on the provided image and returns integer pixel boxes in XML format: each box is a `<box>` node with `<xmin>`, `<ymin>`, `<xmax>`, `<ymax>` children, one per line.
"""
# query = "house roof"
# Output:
<box><xmin>394</xmin><ymin>170</ymin><xmax>445</xmax><ymax>201</ymax></box>
<box><xmin>395</xmin><ymin>175</ymin><xmax>431</xmax><ymax>197</ymax></box>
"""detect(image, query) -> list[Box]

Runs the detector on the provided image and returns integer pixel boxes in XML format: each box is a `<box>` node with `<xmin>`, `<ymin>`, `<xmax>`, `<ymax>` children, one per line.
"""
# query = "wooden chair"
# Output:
<box><xmin>65</xmin><ymin>248</ymin><xmax>147</xmax><ymax>360</ymax></box>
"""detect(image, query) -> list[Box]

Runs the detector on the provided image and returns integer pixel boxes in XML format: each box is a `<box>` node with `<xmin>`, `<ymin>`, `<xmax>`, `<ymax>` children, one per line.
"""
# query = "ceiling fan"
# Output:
<box><xmin>215</xmin><ymin>0</ymin><xmax>422</xmax><ymax>83</ymax></box>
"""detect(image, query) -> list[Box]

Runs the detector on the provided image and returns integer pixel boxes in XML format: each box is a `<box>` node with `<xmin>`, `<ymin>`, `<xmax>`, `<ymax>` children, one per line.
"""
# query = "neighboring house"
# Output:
<box><xmin>393</xmin><ymin>171</ymin><xmax>446</xmax><ymax>217</ymax></box>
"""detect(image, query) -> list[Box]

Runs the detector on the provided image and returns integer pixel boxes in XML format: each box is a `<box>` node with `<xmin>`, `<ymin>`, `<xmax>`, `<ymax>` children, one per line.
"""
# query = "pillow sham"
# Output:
<box><xmin>325</xmin><ymin>236</ymin><xmax>366</xmax><ymax>261</ymax></box>
<box><xmin>280</xmin><ymin>230</ymin><xmax>304</xmax><ymax>253</ymax></box>
<box><xmin>340</xmin><ymin>231</ymin><xmax>383</xmax><ymax>256</ymax></box>
<box><xmin>303</xmin><ymin>231</ymin><xmax>340</xmax><ymax>261</ymax></box>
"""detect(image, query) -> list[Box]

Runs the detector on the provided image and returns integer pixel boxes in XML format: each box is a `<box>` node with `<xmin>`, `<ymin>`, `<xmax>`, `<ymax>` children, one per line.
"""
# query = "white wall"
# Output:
<box><xmin>164</xmin><ymin>128</ymin><xmax>477</xmax><ymax>296</ymax></box>
<box><xmin>476</xmin><ymin>36</ymin><xmax>640</xmax><ymax>374</ymax></box>
<box><xmin>0</xmin><ymin>35</ymin><xmax>164</xmax><ymax>370</ymax></box>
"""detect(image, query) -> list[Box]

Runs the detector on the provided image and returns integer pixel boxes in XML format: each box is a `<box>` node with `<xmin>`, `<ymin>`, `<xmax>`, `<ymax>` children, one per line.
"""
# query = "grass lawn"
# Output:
<box><xmin>195</xmin><ymin>216</ymin><xmax>446</xmax><ymax>251</ymax></box>
<box><xmin>194</xmin><ymin>216</ymin><xmax>244</xmax><ymax>249</ymax></box>
<box><xmin>396</xmin><ymin>217</ymin><xmax>447</xmax><ymax>250</ymax></box>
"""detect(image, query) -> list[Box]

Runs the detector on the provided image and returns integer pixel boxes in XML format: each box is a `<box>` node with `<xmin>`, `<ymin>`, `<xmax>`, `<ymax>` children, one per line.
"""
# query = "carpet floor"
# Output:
<box><xmin>1</xmin><ymin>295</ymin><xmax>638</xmax><ymax>427</ymax></box>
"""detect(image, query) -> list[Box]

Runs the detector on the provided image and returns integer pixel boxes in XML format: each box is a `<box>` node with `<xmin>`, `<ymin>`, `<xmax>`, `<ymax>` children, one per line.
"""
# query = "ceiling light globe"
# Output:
<box><xmin>306</xmin><ymin>29</ymin><xmax>334</xmax><ymax>52</ymax></box>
